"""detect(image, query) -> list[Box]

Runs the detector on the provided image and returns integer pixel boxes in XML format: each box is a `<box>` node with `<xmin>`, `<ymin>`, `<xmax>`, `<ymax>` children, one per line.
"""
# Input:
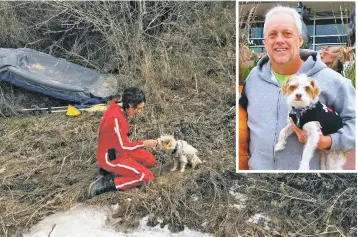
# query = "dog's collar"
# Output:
<box><xmin>290</xmin><ymin>101</ymin><xmax>318</xmax><ymax>116</ymax></box>
<box><xmin>172</xmin><ymin>143</ymin><xmax>178</xmax><ymax>154</ymax></box>
<box><xmin>290</xmin><ymin>101</ymin><xmax>318</xmax><ymax>126</ymax></box>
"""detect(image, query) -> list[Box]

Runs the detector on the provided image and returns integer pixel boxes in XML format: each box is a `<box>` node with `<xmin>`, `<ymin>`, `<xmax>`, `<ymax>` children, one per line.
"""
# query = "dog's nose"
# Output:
<box><xmin>296</xmin><ymin>94</ymin><xmax>302</xmax><ymax>100</ymax></box>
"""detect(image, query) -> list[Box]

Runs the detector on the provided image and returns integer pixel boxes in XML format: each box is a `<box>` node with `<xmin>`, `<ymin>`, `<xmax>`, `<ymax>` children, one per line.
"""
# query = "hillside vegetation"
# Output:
<box><xmin>0</xmin><ymin>2</ymin><xmax>356</xmax><ymax>237</ymax></box>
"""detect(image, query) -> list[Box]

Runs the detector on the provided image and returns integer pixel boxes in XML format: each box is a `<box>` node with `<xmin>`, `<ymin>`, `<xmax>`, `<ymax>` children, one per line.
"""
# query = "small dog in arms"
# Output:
<box><xmin>275</xmin><ymin>74</ymin><xmax>346</xmax><ymax>170</ymax></box>
<box><xmin>157</xmin><ymin>135</ymin><xmax>202</xmax><ymax>172</ymax></box>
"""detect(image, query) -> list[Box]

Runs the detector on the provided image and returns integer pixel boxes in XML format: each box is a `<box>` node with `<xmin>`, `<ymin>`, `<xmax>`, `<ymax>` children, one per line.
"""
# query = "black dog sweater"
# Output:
<box><xmin>289</xmin><ymin>101</ymin><xmax>343</xmax><ymax>136</ymax></box>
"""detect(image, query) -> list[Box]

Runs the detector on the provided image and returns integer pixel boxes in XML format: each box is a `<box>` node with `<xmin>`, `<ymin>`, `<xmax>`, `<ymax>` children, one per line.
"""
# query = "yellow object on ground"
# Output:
<box><xmin>85</xmin><ymin>104</ymin><xmax>108</xmax><ymax>112</ymax></box>
<box><xmin>66</xmin><ymin>105</ymin><xmax>81</xmax><ymax>116</ymax></box>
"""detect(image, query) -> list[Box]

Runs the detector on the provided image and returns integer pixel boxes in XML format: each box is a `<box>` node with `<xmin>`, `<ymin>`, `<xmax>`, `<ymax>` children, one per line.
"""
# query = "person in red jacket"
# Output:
<box><xmin>89</xmin><ymin>87</ymin><xmax>158</xmax><ymax>198</ymax></box>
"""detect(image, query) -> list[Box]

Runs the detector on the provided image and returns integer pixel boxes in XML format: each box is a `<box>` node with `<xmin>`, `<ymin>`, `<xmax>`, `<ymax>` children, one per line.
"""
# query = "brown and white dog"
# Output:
<box><xmin>274</xmin><ymin>74</ymin><xmax>346</xmax><ymax>170</ymax></box>
<box><xmin>157</xmin><ymin>135</ymin><xmax>202</xmax><ymax>172</ymax></box>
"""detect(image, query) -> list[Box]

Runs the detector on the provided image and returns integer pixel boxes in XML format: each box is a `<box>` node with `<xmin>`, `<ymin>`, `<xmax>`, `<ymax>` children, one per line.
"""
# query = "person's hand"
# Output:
<box><xmin>143</xmin><ymin>139</ymin><xmax>158</xmax><ymax>149</ymax></box>
<box><xmin>317</xmin><ymin>135</ymin><xmax>332</xmax><ymax>150</ymax></box>
<box><xmin>289</xmin><ymin>119</ymin><xmax>307</xmax><ymax>144</ymax></box>
<box><xmin>289</xmin><ymin>119</ymin><xmax>332</xmax><ymax>150</ymax></box>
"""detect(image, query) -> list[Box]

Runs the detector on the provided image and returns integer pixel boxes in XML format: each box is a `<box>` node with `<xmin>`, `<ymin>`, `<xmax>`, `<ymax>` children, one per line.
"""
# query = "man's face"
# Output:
<box><xmin>127</xmin><ymin>102</ymin><xmax>145</xmax><ymax>116</ymax></box>
<box><xmin>264</xmin><ymin>13</ymin><xmax>303</xmax><ymax>65</ymax></box>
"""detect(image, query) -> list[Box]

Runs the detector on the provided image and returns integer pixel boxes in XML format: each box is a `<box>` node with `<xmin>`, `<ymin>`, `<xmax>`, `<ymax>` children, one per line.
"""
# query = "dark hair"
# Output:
<box><xmin>122</xmin><ymin>87</ymin><xmax>146</xmax><ymax>110</ymax></box>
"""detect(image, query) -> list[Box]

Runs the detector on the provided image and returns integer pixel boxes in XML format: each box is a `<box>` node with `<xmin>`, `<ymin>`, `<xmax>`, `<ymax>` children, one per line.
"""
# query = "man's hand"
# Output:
<box><xmin>143</xmin><ymin>139</ymin><xmax>158</xmax><ymax>149</ymax></box>
<box><xmin>317</xmin><ymin>135</ymin><xmax>332</xmax><ymax>150</ymax></box>
<box><xmin>289</xmin><ymin>119</ymin><xmax>332</xmax><ymax>150</ymax></box>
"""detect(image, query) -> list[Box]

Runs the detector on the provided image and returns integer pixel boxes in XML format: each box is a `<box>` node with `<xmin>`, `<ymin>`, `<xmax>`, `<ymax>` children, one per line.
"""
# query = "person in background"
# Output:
<box><xmin>238</xmin><ymin>62</ymin><xmax>249</xmax><ymax>170</ymax></box>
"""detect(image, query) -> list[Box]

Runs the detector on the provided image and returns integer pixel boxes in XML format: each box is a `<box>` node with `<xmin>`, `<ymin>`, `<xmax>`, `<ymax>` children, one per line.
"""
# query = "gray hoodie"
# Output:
<box><xmin>245</xmin><ymin>49</ymin><xmax>356</xmax><ymax>170</ymax></box>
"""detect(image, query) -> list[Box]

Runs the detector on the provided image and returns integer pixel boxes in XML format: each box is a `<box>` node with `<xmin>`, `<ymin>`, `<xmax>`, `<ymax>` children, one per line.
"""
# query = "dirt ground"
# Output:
<box><xmin>0</xmin><ymin>70</ymin><xmax>238</xmax><ymax>236</ymax></box>
<box><xmin>0</xmin><ymin>75</ymin><xmax>356</xmax><ymax>237</ymax></box>
<box><xmin>0</xmin><ymin>91</ymin><xmax>356</xmax><ymax>237</ymax></box>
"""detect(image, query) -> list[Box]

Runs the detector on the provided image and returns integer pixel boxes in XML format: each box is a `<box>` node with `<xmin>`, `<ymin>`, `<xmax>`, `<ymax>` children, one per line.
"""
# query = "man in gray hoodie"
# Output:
<box><xmin>244</xmin><ymin>6</ymin><xmax>356</xmax><ymax>170</ymax></box>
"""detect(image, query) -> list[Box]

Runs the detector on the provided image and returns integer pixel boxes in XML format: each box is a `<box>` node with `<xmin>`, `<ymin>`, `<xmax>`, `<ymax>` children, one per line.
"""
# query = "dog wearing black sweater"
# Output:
<box><xmin>275</xmin><ymin>74</ymin><xmax>346</xmax><ymax>170</ymax></box>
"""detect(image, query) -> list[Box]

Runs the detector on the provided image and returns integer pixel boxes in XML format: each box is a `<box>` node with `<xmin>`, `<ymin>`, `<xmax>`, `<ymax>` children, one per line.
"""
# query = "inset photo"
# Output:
<box><xmin>238</xmin><ymin>1</ymin><xmax>356</xmax><ymax>171</ymax></box>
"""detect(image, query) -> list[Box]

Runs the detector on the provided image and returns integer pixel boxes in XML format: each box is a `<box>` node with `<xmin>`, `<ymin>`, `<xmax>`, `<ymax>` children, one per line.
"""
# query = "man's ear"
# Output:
<box><xmin>299</xmin><ymin>35</ymin><xmax>304</xmax><ymax>48</ymax></box>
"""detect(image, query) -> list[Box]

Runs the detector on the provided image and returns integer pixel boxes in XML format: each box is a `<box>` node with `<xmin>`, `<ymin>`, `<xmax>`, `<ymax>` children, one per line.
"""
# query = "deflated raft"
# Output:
<box><xmin>0</xmin><ymin>48</ymin><xmax>118</xmax><ymax>104</ymax></box>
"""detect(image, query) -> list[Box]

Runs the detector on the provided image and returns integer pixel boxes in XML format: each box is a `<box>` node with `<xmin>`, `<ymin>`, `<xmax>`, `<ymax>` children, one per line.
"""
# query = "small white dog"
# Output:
<box><xmin>157</xmin><ymin>135</ymin><xmax>202</xmax><ymax>172</ymax></box>
<box><xmin>275</xmin><ymin>74</ymin><xmax>346</xmax><ymax>170</ymax></box>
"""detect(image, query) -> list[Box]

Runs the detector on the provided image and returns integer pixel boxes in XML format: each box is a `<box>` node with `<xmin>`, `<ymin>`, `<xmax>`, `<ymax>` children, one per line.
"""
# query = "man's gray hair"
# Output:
<box><xmin>263</xmin><ymin>6</ymin><xmax>303</xmax><ymax>36</ymax></box>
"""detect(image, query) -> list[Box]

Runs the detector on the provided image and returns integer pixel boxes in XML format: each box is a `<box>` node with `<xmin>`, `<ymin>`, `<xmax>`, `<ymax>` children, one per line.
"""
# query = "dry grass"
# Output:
<box><xmin>1</xmin><ymin>122</ymin><xmax>355</xmax><ymax>237</ymax></box>
<box><xmin>0</xmin><ymin>112</ymin><xmax>356</xmax><ymax>237</ymax></box>
<box><xmin>0</xmin><ymin>2</ymin><xmax>356</xmax><ymax>237</ymax></box>
<box><xmin>0</xmin><ymin>110</ymin><xmax>356</xmax><ymax>237</ymax></box>
<box><xmin>0</xmin><ymin>80</ymin><xmax>235</xmax><ymax>236</ymax></box>
<box><xmin>0</xmin><ymin>2</ymin><xmax>235</xmax><ymax>236</ymax></box>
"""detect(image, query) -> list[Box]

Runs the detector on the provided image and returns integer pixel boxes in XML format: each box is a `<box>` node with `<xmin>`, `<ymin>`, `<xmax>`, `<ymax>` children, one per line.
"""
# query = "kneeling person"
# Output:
<box><xmin>89</xmin><ymin>87</ymin><xmax>157</xmax><ymax>197</ymax></box>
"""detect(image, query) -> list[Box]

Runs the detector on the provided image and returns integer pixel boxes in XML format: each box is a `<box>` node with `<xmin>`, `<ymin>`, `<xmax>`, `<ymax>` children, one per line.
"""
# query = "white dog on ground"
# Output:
<box><xmin>157</xmin><ymin>135</ymin><xmax>202</xmax><ymax>172</ymax></box>
<box><xmin>275</xmin><ymin>74</ymin><xmax>346</xmax><ymax>170</ymax></box>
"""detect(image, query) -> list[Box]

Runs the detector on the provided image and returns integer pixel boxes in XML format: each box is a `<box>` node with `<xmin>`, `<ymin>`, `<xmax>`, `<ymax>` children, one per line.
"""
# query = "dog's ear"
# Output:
<box><xmin>281</xmin><ymin>76</ymin><xmax>293</xmax><ymax>96</ymax></box>
<box><xmin>310</xmin><ymin>79</ymin><xmax>321</xmax><ymax>98</ymax></box>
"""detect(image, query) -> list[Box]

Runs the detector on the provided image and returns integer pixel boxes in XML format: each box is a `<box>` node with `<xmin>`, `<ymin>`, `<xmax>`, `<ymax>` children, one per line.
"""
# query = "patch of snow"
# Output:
<box><xmin>201</xmin><ymin>221</ymin><xmax>208</xmax><ymax>227</ymax></box>
<box><xmin>229</xmin><ymin>184</ymin><xmax>247</xmax><ymax>209</ymax></box>
<box><xmin>230</xmin><ymin>204</ymin><xmax>245</xmax><ymax>210</ymax></box>
<box><xmin>21</xmin><ymin>205</ymin><xmax>212</xmax><ymax>237</ymax></box>
<box><xmin>229</xmin><ymin>185</ymin><xmax>247</xmax><ymax>202</ymax></box>
<box><xmin>190</xmin><ymin>194</ymin><xmax>199</xmax><ymax>202</ymax></box>
<box><xmin>247</xmin><ymin>213</ymin><xmax>271</xmax><ymax>230</ymax></box>
<box><xmin>111</xmin><ymin>203</ymin><xmax>119</xmax><ymax>212</ymax></box>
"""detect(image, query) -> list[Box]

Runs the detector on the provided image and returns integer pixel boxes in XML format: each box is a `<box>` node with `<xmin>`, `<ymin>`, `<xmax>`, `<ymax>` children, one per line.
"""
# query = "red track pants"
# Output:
<box><xmin>99</xmin><ymin>149</ymin><xmax>156</xmax><ymax>191</ymax></box>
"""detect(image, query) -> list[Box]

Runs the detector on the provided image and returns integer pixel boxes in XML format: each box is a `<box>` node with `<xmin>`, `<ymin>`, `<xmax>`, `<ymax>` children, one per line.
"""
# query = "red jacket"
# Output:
<box><xmin>97</xmin><ymin>100</ymin><xmax>144</xmax><ymax>161</ymax></box>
